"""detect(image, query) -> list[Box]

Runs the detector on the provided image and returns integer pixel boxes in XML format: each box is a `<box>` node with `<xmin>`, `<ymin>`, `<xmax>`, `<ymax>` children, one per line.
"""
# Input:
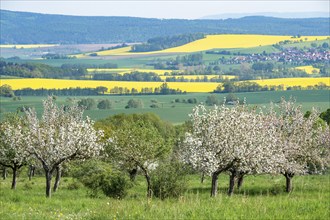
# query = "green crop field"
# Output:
<box><xmin>1</xmin><ymin>90</ymin><xmax>329</xmax><ymax>123</ymax></box>
<box><xmin>0</xmin><ymin>173</ymin><xmax>329</xmax><ymax>220</ymax></box>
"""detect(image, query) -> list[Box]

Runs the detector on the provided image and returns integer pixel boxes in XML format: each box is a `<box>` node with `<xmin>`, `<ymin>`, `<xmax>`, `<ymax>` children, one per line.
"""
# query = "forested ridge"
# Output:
<box><xmin>1</xmin><ymin>10</ymin><xmax>329</xmax><ymax>44</ymax></box>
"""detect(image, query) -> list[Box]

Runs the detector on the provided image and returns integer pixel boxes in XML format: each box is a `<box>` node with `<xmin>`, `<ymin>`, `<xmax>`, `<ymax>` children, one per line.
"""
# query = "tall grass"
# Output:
<box><xmin>0</xmin><ymin>174</ymin><xmax>329</xmax><ymax>219</ymax></box>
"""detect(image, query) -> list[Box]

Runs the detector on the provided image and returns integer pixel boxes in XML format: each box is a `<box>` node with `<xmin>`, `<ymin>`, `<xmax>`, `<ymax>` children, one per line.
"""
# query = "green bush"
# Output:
<box><xmin>71</xmin><ymin>160</ymin><xmax>131</xmax><ymax>198</ymax></box>
<box><xmin>100</xmin><ymin>172</ymin><xmax>131</xmax><ymax>199</ymax></box>
<box><xmin>151</xmin><ymin>159</ymin><xmax>188</xmax><ymax>199</ymax></box>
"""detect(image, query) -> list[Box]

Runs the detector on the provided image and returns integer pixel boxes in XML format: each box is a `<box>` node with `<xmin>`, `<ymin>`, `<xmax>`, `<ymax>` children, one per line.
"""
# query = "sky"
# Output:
<box><xmin>1</xmin><ymin>0</ymin><xmax>329</xmax><ymax>19</ymax></box>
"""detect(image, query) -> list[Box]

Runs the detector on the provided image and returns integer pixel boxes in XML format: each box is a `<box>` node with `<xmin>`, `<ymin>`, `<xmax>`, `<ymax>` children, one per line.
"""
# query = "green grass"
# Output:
<box><xmin>0</xmin><ymin>173</ymin><xmax>329</xmax><ymax>219</ymax></box>
<box><xmin>281</xmin><ymin>39</ymin><xmax>329</xmax><ymax>49</ymax></box>
<box><xmin>1</xmin><ymin>90</ymin><xmax>329</xmax><ymax>123</ymax></box>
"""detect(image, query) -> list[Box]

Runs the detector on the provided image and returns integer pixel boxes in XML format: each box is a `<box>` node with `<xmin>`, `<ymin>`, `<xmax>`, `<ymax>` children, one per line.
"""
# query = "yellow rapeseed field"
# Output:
<box><xmin>294</xmin><ymin>66</ymin><xmax>320</xmax><ymax>74</ymax></box>
<box><xmin>73</xmin><ymin>35</ymin><xmax>329</xmax><ymax>57</ymax></box>
<box><xmin>1</xmin><ymin>77</ymin><xmax>328</xmax><ymax>93</ymax></box>
<box><xmin>0</xmin><ymin>44</ymin><xmax>57</xmax><ymax>49</ymax></box>
<box><xmin>74</xmin><ymin>46</ymin><xmax>131</xmax><ymax>58</ymax></box>
<box><xmin>249</xmin><ymin>77</ymin><xmax>330</xmax><ymax>88</ymax></box>
<box><xmin>0</xmin><ymin>79</ymin><xmax>219</xmax><ymax>93</ymax></box>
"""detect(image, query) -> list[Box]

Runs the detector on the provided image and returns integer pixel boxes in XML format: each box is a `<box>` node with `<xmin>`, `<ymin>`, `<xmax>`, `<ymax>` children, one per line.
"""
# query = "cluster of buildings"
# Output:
<box><xmin>218</xmin><ymin>48</ymin><xmax>330</xmax><ymax>65</ymax></box>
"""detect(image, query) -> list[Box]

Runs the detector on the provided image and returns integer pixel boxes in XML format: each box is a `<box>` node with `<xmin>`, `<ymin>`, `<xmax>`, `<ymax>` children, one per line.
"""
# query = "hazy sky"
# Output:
<box><xmin>1</xmin><ymin>0</ymin><xmax>329</xmax><ymax>19</ymax></box>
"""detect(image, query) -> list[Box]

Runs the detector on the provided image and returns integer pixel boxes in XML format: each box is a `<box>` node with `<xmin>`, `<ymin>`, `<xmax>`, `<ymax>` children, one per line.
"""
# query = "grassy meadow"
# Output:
<box><xmin>0</xmin><ymin>172</ymin><xmax>329</xmax><ymax>220</ymax></box>
<box><xmin>1</xmin><ymin>90</ymin><xmax>329</xmax><ymax>123</ymax></box>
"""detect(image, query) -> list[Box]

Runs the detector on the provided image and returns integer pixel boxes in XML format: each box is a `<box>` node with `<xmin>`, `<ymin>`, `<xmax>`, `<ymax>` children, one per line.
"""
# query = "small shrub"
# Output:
<box><xmin>101</xmin><ymin>172</ymin><xmax>131</xmax><ymax>199</ymax></box>
<box><xmin>151</xmin><ymin>159</ymin><xmax>188</xmax><ymax>199</ymax></box>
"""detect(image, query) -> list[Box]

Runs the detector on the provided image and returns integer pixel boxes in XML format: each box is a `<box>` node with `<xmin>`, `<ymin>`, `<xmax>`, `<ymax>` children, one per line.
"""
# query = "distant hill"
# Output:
<box><xmin>1</xmin><ymin>10</ymin><xmax>329</xmax><ymax>44</ymax></box>
<box><xmin>200</xmin><ymin>12</ymin><xmax>330</xmax><ymax>19</ymax></box>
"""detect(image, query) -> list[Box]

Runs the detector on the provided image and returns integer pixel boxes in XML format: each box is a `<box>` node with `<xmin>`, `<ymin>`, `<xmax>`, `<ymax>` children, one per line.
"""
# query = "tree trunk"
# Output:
<box><xmin>228</xmin><ymin>171</ymin><xmax>237</xmax><ymax>196</ymax></box>
<box><xmin>11</xmin><ymin>165</ymin><xmax>18</xmax><ymax>189</ymax></box>
<box><xmin>45</xmin><ymin>170</ymin><xmax>53</xmax><ymax>198</ymax></box>
<box><xmin>211</xmin><ymin>172</ymin><xmax>220</xmax><ymax>197</ymax></box>
<box><xmin>145</xmin><ymin>173</ymin><xmax>152</xmax><ymax>198</ymax></box>
<box><xmin>140</xmin><ymin>166</ymin><xmax>152</xmax><ymax>198</ymax></box>
<box><xmin>53</xmin><ymin>166</ymin><xmax>61</xmax><ymax>192</ymax></box>
<box><xmin>237</xmin><ymin>174</ymin><xmax>244</xmax><ymax>190</ymax></box>
<box><xmin>2</xmin><ymin>167</ymin><xmax>7</xmax><ymax>180</ymax></box>
<box><xmin>28</xmin><ymin>165</ymin><xmax>35</xmax><ymax>181</ymax></box>
<box><xmin>284</xmin><ymin>173</ymin><xmax>294</xmax><ymax>193</ymax></box>
<box><xmin>201</xmin><ymin>172</ymin><xmax>205</xmax><ymax>184</ymax></box>
<box><xmin>129</xmin><ymin>167</ymin><xmax>138</xmax><ymax>181</ymax></box>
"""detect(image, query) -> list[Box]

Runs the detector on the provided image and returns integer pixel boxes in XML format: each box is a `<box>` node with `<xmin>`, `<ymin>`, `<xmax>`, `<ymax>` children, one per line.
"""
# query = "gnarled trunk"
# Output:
<box><xmin>11</xmin><ymin>165</ymin><xmax>18</xmax><ymax>189</ymax></box>
<box><xmin>28</xmin><ymin>165</ymin><xmax>35</xmax><ymax>181</ymax></box>
<box><xmin>45</xmin><ymin>170</ymin><xmax>53</xmax><ymax>198</ymax></box>
<box><xmin>228</xmin><ymin>170</ymin><xmax>237</xmax><ymax>196</ymax></box>
<box><xmin>211</xmin><ymin>171</ymin><xmax>221</xmax><ymax>197</ymax></box>
<box><xmin>140</xmin><ymin>166</ymin><xmax>152</xmax><ymax>198</ymax></box>
<box><xmin>145</xmin><ymin>173</ymin><xmax>152</xmax><ymax>198</ymax></box>
<box><xmin>201</xmin><ymin>172</ymin><xmax>205</xmax><ymax>184</ymax></box>
<box><xmin>53</xmin><ymin>166</ymin><xmax>61</xmax><ymax>192</ymax></box>
<box><xmin>284</xmin><ymin>172</ymin><xmax>294</xmax><ymax>193</ymax></box>
<box><xmin>237</xmin><ymin>173</ymin><xmax>245</xmax><ymax>190</ymax></box>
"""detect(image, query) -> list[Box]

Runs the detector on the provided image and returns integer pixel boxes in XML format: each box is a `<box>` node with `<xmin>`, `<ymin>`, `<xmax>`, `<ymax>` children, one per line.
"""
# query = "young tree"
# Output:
<box><xmin>181</xmin><ymin>102</ymin><xmax>282</xmax><ymax>196</ymax></box>
<box><xmin>274</xmin><ymin>99</ymin><xmax>330</xmax><ymax>192</ymax></box>
<box><xmin>110</xmin><ymin>119</ymin><xmax>171</xmax><ymax>198</ymax></box>
<box><xmin>0</xmin><ymin>113</ymin><xmax>30</xmax><ymax>189</ymax></box>
<box><xmin>24</xmin><ymin>97</ymin><xmax>104</xmax><ymax>197</ymax></box>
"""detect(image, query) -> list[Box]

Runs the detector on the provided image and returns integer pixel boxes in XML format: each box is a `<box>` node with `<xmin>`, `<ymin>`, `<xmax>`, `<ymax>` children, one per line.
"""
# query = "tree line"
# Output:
<box><xmin>0</xmin><ymin>61</ymin><xmax>87</xmax><ymax>79</ymax></box>
<box><xmin>92</xmin><ymin>71</ymin><xmax>161</xmax><ymax>81</ymax></box>
<box><xmin>214</xmin><ymin>80</ymin><xmax>330</xmax><ymax>93</ymax></box>
<box><xmin>0</xmin><ymin>83</ymin><xmax>185</xmax><ymax>97</ymax></box>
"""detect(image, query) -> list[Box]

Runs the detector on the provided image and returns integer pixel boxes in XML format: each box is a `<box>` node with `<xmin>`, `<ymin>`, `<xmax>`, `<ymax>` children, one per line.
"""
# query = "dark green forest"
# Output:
<box><xmin>1</xmin><ymin>10</ymin><xmax>329</xmax><ymax>44</ymax></box>
<box><xmin>131</xmin><ymin>33</ymin><xmax>205</xmax><ymax>52</ymax></box>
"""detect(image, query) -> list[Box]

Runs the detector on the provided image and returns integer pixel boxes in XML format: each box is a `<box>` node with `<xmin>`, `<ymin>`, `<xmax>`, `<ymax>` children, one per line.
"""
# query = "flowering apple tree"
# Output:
<box><xmin>24</xmin><ymin>97</ymin><xmax>104</xmax><ymax>197</ymax></box>
<box><xmin>181</xmin><ymin>102</ymin><xmax>284</xmax><ymax>196</ymax></box>
<box><xmin>0</xmin><ymin>113</ymin><xmax>30</xmax><ymax>189</ymax></box>
<box><xmin>274</xmin><ymin>98</ymin><xmax>330</xmax><ymax>192</ymax></box>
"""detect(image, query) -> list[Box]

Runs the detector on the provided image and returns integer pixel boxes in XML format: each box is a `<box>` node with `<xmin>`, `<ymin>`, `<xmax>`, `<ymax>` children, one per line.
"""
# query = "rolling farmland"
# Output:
<box><xmin>73</xmin><ymin>34</ymin><xmax>329</xmax><ymax>57</ymax></box>
<box><xmin>1</xmin><ymin>9</ymin><xmax>330</xmax><ymax>220</ymax></box>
